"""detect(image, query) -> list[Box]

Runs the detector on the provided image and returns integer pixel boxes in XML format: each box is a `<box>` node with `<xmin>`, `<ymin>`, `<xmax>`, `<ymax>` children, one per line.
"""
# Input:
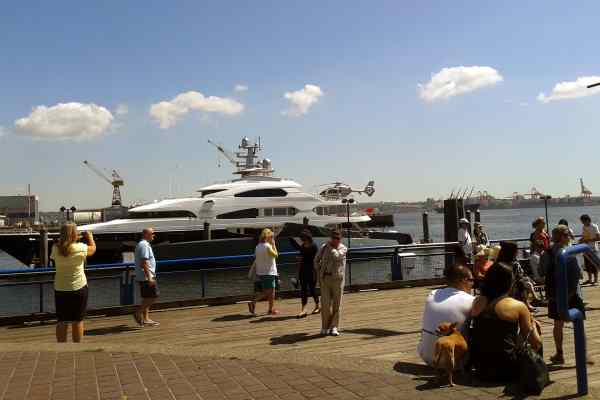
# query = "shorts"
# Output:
<box><xmin>55</xmin><ymin>285</ymin><xmax>89</xmax><ymax>322</ymax></box>
<box><xmin>548</xmin><ymin>296</ymin><xmax>586</xmax><ymax>320</ymax></box>
<box><xmin>139</xmin><ymin>281</ymin><xmax>160</xmax><ymax>299</ymax></box>
<box><xmin>258</xmin><ymin>275</ymin><xmax>277</xmax><ymax>290</ymax></box>
<box><xmin>254</xmin><ymin>281</ymin><xmax>262</xmax><ymax>293</ymax></box>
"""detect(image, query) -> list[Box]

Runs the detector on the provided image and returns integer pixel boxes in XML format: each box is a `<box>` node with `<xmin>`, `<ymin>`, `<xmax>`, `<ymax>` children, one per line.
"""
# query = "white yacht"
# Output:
<box><xmin>0</xmin><ymin>138</ymin><xmax>411</xmax><ymax>266</ymax></box>
<box><xmin>81</xmin><ymin>137</ymin><xmax>371</xmax><ymax>236</ymax></box>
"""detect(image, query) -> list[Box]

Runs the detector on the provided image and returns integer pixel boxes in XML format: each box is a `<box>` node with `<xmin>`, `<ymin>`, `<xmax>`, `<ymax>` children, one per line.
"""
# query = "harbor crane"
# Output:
<box><xmin>83</xmin><ymin>160</ymin><xmax>124</xmax><ymax>206</ymax></box>
<box><xmin>581</xmin><ymin>178</ymin><xmax>592</xmax><ymax>199</ymax></box>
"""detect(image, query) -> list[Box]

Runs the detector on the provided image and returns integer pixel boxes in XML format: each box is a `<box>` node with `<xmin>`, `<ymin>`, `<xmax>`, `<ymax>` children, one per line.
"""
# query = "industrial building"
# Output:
<box><xmin>0</xmin><ymin>195</ymin><xmax>39</xmax><ymax>226</ymax></box>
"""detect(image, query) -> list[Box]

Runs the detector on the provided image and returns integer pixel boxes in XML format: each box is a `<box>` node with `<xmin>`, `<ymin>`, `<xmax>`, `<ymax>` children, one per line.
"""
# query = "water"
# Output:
<box><xmin>0</xmin><ymin>250</ymin><xmax>26</xmax><ymax>270</ymax></box>
<box><xmin>394</xmin><ymin>205</ymin><xmax>600</xmax><ymax>243</ymax></box>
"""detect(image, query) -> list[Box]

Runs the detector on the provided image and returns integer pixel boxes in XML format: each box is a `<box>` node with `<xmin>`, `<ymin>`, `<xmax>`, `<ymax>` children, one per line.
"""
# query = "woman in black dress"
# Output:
<box><xmin>289</xmin><ymin>230</ymin><xmax>320</xmax><ymax>318</ymax></box>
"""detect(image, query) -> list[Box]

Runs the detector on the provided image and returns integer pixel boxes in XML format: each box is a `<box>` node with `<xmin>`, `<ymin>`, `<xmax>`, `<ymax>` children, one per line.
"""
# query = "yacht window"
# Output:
<box><xmin>217</xmin><ymin>208</ymin><xmax>259</xmax><ymax>219</ymax></box>
<box><xmin>234</xmin><ymin>188</ymin><xmax>287</xmax><ymax>197</ymax></box>
<box><xmin>129</xmin><ymin>211</ymin><xmax>196</xmax><ymax>219</ymax></box>
<box><xmin>200</xmin><ymin>189</ymin><xmax>226</xmax><ymax>198</ymax></box>
<box><xmin>288</xmin><ymin>207</ymin><xmax>297</xmax><ymax>216</ymax></box>
<box><xmin>273</xmin><ymin>208</ymin><xmax>287</xmax><ymax>216</ymax></box>
<box><xmin>264</xmin><ymin>208</ymin><xmax>273</xmax><ymax>217</ymax></box>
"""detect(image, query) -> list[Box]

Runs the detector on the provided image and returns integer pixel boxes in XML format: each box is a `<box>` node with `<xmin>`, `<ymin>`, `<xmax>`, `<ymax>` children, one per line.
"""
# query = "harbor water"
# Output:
<box><xmin>1</xmin><ymin>205</ymin><xmax>600</xmax><ymax>317</ymax></box>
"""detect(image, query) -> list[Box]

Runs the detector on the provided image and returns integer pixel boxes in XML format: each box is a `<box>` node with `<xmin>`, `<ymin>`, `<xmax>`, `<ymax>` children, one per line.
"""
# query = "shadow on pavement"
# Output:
<box><xmin>270</xmin><ymin>332</ymin><xmax>323</xmax><ymax>345</ymax></box>
<box><xmin>85</xmin><ymin>324</ymin><xmax>139</xmax><ymax>336</ymax></box>
<box><xmin>344</xmin><ymin>328</ymin><xmax>420</xmax><ymax>339</ymax></box>
<box><xmin>250</xmin><ymin>315</ymin><xmax>298</xmax><ymax>323</ymax></box>
<box><xmin>211</xmin><ymin>314</ymin><xmax>255</xmax><ymax>322</ymax></box>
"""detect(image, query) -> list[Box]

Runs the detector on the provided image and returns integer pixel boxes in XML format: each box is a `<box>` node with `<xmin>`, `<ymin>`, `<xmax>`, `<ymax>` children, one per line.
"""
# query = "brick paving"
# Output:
<box><xmin>0</xmin><ymin>351</ymin><xmax>446</xmax><ymax>400</ymax></box>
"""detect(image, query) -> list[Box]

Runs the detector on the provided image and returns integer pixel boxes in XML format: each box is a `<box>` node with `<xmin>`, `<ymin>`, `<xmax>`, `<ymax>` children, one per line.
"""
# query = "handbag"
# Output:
<box><xmin>517</xmin><ymin>329</ymin><xmax>549</xmax><ymax>395</ymax></box>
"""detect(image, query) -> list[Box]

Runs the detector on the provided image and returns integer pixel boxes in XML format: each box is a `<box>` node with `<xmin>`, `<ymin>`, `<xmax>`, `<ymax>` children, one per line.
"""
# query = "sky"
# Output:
<box><xmin>1</xmin><ymin>1</ymin><xmax>600</xmax><ymax>210</ymax></box>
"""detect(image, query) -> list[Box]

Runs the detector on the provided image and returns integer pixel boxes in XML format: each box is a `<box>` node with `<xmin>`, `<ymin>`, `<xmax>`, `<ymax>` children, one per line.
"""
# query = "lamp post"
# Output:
<box><xmin>341</xmin><ymin>198</ymin><xmax>355</xmax><ymax>249</ymax></box>
<box><xmin>541</xmin><ymin>195</ymin><xmax>551</xmax><ymax>227</ymax></box>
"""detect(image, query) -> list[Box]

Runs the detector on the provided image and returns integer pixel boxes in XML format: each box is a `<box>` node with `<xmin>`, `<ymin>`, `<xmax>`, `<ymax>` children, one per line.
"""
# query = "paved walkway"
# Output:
<box><xmin>0</xmin><ymin>285</ymin><xmax>599</xmax><ymax>399</ymax></box>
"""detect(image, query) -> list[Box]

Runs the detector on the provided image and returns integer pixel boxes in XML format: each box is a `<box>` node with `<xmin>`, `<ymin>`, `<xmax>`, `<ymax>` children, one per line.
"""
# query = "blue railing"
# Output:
<box><xmin>556</xmin><ymin>244</ymin><xmax>594</xmax><ymax>396</ymax></box>
<box><xmin>0</xmin><ymin>242</ymin><xmax>455</xmax><ymax>317</ymax></box>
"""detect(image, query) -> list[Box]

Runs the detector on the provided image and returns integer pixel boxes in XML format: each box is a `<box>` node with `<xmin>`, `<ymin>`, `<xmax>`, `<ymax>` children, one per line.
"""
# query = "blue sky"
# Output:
<box><xmin>1</xmin><ymin>1</ymin><xmax>600</xmax><ymax>210</ymax></box>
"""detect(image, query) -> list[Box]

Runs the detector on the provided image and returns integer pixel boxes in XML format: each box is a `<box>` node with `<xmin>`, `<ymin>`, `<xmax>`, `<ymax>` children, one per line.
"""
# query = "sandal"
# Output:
<box><xmin>268</xmin><ymin>309</ymin><xmax>280</xmax><ymax>315</ymax></box>
<box><xmin>297</xmin><ymin>311</ymin><xmax>308</xmax><ymax>319</ymax></box>
<box><xmin>312</xmin><ymin>306</ymin><xmax>321</xmax><ymax>315</ymax></box>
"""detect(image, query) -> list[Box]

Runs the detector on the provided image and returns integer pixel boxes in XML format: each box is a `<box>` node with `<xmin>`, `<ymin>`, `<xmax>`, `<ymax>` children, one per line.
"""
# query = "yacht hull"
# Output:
<box><xmin>0</xmin><ymin>226</ymin><xmax>412</xmax><ymax>269</ymax></box>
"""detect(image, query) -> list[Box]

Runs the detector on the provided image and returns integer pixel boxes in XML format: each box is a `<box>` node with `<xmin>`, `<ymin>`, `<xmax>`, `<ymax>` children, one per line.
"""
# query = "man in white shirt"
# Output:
<box><xmin>580</xmin><ymin>214</ymin><xmax>600</xmax><ymax>285</ymax></box>
<box><xmin>458</xmin><ymin>218</ymin><xmax>473</xmax><ymax>260</ymax></box>
<box><xmin>417</xmin><ymin>264</ymin><xmax>475</xmax><ymax>366</ymax></box>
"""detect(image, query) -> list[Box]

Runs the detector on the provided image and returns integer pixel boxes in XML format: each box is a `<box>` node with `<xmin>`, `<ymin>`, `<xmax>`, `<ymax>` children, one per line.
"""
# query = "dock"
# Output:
<box><xmin>0</xmin><ymin>285</ymin><xmax>598</xmax><ymax>399</ymax></box>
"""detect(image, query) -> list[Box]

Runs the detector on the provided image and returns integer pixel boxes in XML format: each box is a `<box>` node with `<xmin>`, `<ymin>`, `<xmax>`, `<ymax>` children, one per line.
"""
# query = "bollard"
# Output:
<box><xmin>475</xmin><ymin>209</ymin><xmax>481</xmax><ymax>223</ymax></box>
<box><xmin>39</xmin><ymin>227</ymin><xmax>49</xmax><ymax>267</ymax></box>
<box><xmin>557</xmin><ymin>244</ymin><xmax>591</xmax><ymax>396</ymax></box>
<box><xmin>303</xmin><ymin>216</ymin><xmax>309</xmax><ymax>226</ymax></box>
<box><xmin>203</xmin><ymin>222</ymin><xmax>211</xmax><ymax>240</ymax></box>
<box><xmin>422</xmin><ymin>212</ymin><xmax>430</xmax><ymax>243</ymax></box>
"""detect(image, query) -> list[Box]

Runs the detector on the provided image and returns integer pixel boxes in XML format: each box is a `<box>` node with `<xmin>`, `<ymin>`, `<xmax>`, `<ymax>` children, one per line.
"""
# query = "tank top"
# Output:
<box><xmin>471</xmin><ymin>295</ymin><xmax>519</xmax><ymax>381</ymax></box>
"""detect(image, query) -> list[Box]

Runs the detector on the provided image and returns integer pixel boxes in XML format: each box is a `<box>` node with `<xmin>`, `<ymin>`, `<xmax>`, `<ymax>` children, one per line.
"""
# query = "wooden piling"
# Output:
<box><xmin>203</xmin><ymin>222</ymin><xmax>211</xmax><ymax>240</ymax></box>
<box><xmin>422</xmin><ymin>212</ymin><xmax>430</xmax><ymax>243</ymax></box>
<box><xmin>39</xmin><ymin>227</ymin><xmax>49</xmax><ymax>267</ymax></box>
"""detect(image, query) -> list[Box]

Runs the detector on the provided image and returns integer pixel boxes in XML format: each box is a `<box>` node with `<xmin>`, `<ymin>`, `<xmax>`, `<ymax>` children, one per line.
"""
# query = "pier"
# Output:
<box><xmin>0</xmin><ymin>284</ymin><xmax>598</xmax><ymax>399</ymax></box>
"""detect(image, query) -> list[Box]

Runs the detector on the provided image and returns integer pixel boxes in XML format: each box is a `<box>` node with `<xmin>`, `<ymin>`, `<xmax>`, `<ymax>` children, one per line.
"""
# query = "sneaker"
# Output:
<box><xmin>144</xmin><ymin>320</ymin><xmax>160</xmax><ymax>327</ymax></box>
<box><xmin>330</xmin><ymin>327</ymin><xmax>340</xmax><ymax>336</ymax></box>
<box><xmin>132</xmin><ymin>311</ymin><xmax>143</xmax><ymax>327</ymax></box>
<box><xmin>550</xmin><ymin>353</ymin><xmax>565</xmax><ymax>365</ymax></box>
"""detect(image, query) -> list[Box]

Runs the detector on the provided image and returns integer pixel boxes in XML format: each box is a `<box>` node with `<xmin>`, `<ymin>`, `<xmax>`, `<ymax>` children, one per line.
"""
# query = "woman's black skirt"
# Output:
<box><xmin>55</xmin><ymin>285</ymin><xmax>89</xmax><ymax>322</ymax></box>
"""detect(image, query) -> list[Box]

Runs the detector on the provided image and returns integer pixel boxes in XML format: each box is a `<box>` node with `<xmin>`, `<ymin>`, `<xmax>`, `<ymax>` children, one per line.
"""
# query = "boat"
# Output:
<box><xmin>0</xmin><ymin>137</ymin><xmax>412</xmax><ymax>268</ymax></box>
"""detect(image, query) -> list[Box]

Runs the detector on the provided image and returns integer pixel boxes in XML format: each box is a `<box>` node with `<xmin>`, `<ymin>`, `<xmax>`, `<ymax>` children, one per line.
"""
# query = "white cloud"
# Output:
<box><xmin>234</xmin><ymin>84</ymin><xmax>248</xmax><ymax>92</ymax></box>
<box><xmin>115</xmin><ymin>103</ymin><xmax>129</xmax><ymax>116</ymax></box>
<box><xmin>283</xmin><ymin>84</ymin><xmax>324</xmax><ymax>116</ymax></box>
<box><xmin>537</xmin><ymin>76</ymin><xmax>600</xmax><ymax>103</ymax></box>
<box><xmin>418</xmin><ymin>66</ymin><xmax>503</xmax><ymax>102</ymax></box>
<box><xmin>14</xmin><ymin>102</ymin><xmax>114</xmax><ymax>141</ymax></box>
<box><xmin>149</xmin><ymin>91</ymin><xmax>244</xmax><ymax>129</ymax></box>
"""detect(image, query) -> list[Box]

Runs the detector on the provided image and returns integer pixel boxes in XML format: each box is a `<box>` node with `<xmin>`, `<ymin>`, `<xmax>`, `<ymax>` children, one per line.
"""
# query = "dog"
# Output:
<box><xmin>433</xmin><ymin>322</ymin><xmax>468</xmax><ymax>387</ymax></box>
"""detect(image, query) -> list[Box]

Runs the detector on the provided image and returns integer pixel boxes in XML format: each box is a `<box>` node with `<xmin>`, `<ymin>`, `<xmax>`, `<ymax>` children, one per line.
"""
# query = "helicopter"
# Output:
<box><xmin>317</xmin><ymin>181</ymin><xmax>375</xmax><ymax>201</ymax></box>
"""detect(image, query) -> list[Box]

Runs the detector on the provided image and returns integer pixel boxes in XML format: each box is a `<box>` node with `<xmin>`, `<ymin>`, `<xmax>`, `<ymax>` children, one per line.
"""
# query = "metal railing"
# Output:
<box><xmin>0</xmin><ymin>242</ymin><xmax>458</xmax><ymax>318</ymax></box>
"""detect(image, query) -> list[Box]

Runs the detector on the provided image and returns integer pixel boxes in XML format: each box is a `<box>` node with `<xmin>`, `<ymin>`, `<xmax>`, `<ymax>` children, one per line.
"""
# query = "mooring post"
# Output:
<box><xmin>443</xmin><ymin>199</ymin><xmax>461</xmax><ymax>269</ymax></box>
<box><xmin>557</xmin><ymin>244</ymin><xmax>591</xmax><ymax>396</ymax></box>
<box><xmin>475</xmin><ymin>209</ymin><xmax>481</xmax><ymax>223</ymax></box>
<box><xmin>422</xmin><ymin>212</ymin><xmax>430</xmax><ymax>243</ymax></box>
<box><xmin>39</xmin><ymin>227</ymin><xmax>49</xmax><ymax>267</ymax></box>
<box><xmin>203</xmin><ymin>222</ymin><xmax>211</xmax><ymax>240</ymax></box>
<box><xmin>391</xmin><ymin>248</ymin><xmax>403</xmax><ymax>281</ymax></box>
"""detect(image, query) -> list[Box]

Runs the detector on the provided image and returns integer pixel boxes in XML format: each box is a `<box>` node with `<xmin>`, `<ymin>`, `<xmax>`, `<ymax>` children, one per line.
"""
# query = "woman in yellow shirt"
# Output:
<box><xmin>51</xmin><ymin>223</ymin><xmax>96</xmax><ymax>342</ymax></box>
